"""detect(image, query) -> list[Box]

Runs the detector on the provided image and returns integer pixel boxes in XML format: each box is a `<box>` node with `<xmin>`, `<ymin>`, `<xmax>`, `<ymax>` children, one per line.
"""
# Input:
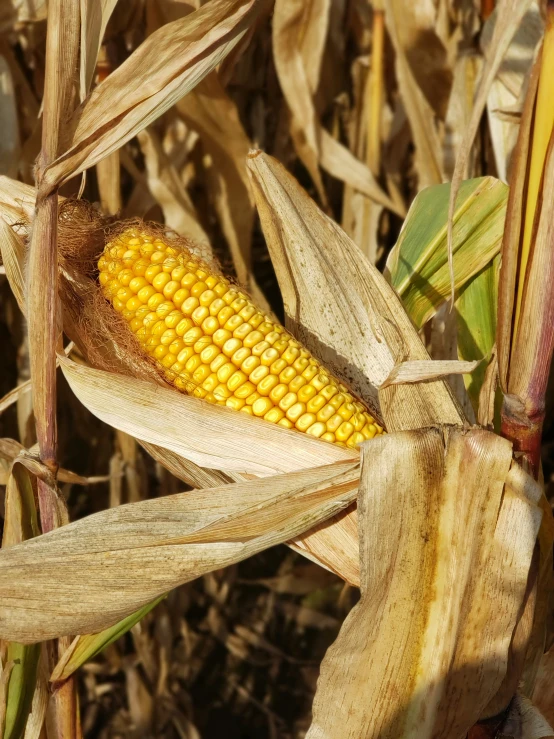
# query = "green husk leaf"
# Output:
<box><xmin>51</xmin><ymin>595</ymin><xmax>166</xmax><ymax>683</ymax></box>
<box><xmin>455</xmin><ymin>256</ymin><xmax>499</xmax><ymax>412</ymax></box>
<box><xmin>386</xmin><ymin>177</ymin><xmax>508</xmax><ymax>328</ymax></box>
<box><xmin>2</xmin><ymin>643</ymin><xmax>40</xmax><ymax>739</ymax></box>
<box><xmin>1</xmin><ymin>464</ymin><xmax>41</xmax><ymax>739</ymax></box>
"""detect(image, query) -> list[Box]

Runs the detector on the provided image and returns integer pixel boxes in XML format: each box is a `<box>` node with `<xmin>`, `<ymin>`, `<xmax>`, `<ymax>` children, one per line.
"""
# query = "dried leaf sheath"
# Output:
<box><xmin>98</xmin><ymin>227</ymin><xmax>384</xmax><ymax>448</ymax></box>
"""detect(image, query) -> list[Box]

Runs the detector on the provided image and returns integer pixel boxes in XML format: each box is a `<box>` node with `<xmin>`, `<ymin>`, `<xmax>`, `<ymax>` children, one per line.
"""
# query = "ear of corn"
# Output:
<box><xmin>98</xmin><ymin>228</ymin><xmax>384</xmax><ymax>448</ymax></box>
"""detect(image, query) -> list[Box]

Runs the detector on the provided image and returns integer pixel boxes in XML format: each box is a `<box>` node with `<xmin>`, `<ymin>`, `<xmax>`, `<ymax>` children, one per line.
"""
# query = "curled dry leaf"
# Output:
<box><xmin>500</xmin><ymin>693</ymin><xmax>554</xmax><ymax>739</ymax></box>
<box><xmin>0</xmin><ymin>216</ymin><xmax>25</xmax><ymax>312</ymax></box>
<box><xmin>41</xmin><ymin>0</ymin><xmax>269</xmax><ymax>191</ymax></box>
<box><xmin>79</xmin><ymin>0</ymin><xmax>119</xmax><ymax>100</ymax></box>
<box><xmin>380</xmin><ymin>358</ymin><xmax>480</xmax><ymax>389</ymax></box>
<box><xmin>307</xmin><ymin>427</ymin><xmax>541</xmax><ymax>739</ymax></box>
<box><xmin>0</xmin><ymin>460</ymin><xmax>359</xmax><ymax>642</ymax></box>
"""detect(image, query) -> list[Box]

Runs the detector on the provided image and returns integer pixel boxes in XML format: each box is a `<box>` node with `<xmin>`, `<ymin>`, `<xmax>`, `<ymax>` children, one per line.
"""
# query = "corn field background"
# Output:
<box><xmin>1</xmin><ymin>0</ymin><xmax>554</xmax><ymax>737</ymax></box>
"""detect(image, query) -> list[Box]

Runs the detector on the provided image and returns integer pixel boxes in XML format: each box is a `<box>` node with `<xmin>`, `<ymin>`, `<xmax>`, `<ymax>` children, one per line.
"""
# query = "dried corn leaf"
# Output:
<box><xmin>59</xmin><ymin>357</ymin><xmax>352</xmax><ymax>477</ymax></box>
<box><xmin>0</xmin><ymin>176</ymin><xmax>41</xmax><ymax>228</ymax></box>
<box><xmin>307</xmin><ymin>427</ymin><xmax>541</xmax><ymax>739</ymax></box>
<box><xmin>383</xmin><ymin>0</ymin><xmax>444</xmax><ymax>189</ymax></box>
<box><xmin>482</xmin><ymin>5</ymin><xmax>542</xmax><ymax>181</ymax></box>
<box><xmin>386</xmin><ymin>177</ymin><xmax>507</xmax><ymax>328</ymax></box>
<box><xmin>137</xmin><ymin>127</ymin><xmax>210</xmax><ymax>246</ymax></box>
<box><xmin>176</xmin><ymin>72</ymin><xmax>253</xmax><ymax>283</ymax></box>
<box><xmin>0</xmin><ymin>460</ymin><xmax>359</xmax><ymax>642</ymax></box>
<box><xmin>246</xmin><ymin>150</ymin><xmax>463</xmax><ymax>431</ymax></box>
<box><xmin>79</xmin><ymin>0</ymin><xmax>118</xmax><ymax>100</ymax></box>
<box><xmin>42</xmin><ymin>0</ymin><xmax>268</xmax><ymax>191</ymax></box>
<box><xmin>0</xmin><ymin>216</ymin><xmax>25</xmax><ymax>312</ymax></box>
<box><xmin>272</xmin><ymin>0</ymin><xmax>401</xmax><ymax>215</ymax></box>
<box><xmin>448</xmin><ymin>0</ymin><xmax>534</xmax><ymax>293</ymax></box>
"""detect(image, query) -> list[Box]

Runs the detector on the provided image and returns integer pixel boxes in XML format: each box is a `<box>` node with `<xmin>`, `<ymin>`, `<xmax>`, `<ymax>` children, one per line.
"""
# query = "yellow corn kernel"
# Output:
<box><xmin>252</xmin><ymin>397</ymin><xmax>273</xmax><ymax>417</ymax></box>
<box><xmin>193</xmin><ymin>365</ymin><xmax>211</xmax><ymax>384</ymax></box>
<box><xmin>286</xmin><ymin>402</ymin><xmax>306</xmax><ymax>423</ymax></box>
<box><xmin>296</xmin><ymin>413</ymin><xmax>317</xmax><ymax>432</ymax></box>
<box><xmin>336</xmin><ymin>421</ymin><xmax>355</xmax><ymax>443</ymax></box>
<box><xmin>264</xmin><ymin>408</ymin><xmax>285</xmax><ymax>423</ymax></box>
<box><xmin>306</xmin><ymin>422</ymin><xmax>326</xmax><ymax>438</ymax></box>
<box><xmin>217</xmin><ymin>362</ymin><xmax>236</xmax><ymax>383</ymax></box>
<box><xmin>228</xmin><ymin>371</ymin><xmax>248</xmax><ymax>393</ymax></box>
<box><xmin>326</xmin><ymin>414</ymin><xmax>343</xmax><ymax>432</ymax></box>
<box><xmin>234</xmin><ymin>381</ymin><xmax>256</xmax><ymax>399</ymax></box>
<box><xmin>242</xmin><ymin>355</ymin><xmax>261</xmax><ymax>375</ymax></box>
<box><xmin>257</xmin><ymin>375</ymin><xmax>280</xmax><ymax>396</ymax></box>
<box><xmin>270</xmin><ymin>384</ymin><xmax>289</xmax><ymax>403</ymax></box>
<box><xmin>347</xmin><ymin>431</ymin><xmax>365</xmax><ymax>448</ymax></box>
<box><xmin>249</xmin><ymin>365</ymin><xmax>269</xmax><ymax>385</ymax></box>
<box><xmin>278</xmin><ymin>392</ymin><xmax>297</xmax><ymax>412</ymax></box>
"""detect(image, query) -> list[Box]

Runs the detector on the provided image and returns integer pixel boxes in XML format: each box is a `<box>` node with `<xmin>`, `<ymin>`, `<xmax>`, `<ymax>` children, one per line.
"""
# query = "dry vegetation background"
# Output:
<box><xmin>0</xmin><ymin>0</ymin><xmax>552</xmax><ymax>737</ymax></box>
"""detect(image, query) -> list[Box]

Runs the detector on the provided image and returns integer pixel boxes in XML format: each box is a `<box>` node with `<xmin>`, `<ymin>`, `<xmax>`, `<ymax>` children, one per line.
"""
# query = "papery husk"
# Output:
<box><xmin>246</xmin><ymin>150</ymin><xmax>465</xmax><ymax>430</ymax></box>
<box><xmin>0</xmin><ymin>460</ymin><xmax>360</xmax><ymax>642</ymax></box>
<box><xmin>307</xmin><ymin>427</ymin><xmax>542</xmax><ymax>739</ymax></box>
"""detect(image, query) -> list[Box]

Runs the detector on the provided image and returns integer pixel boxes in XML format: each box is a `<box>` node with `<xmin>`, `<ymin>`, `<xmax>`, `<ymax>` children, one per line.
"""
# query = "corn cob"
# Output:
<box><xmin>98</xmin><ymin>228</ymin><xmax>384</xmax><ymax>448</ymax></box>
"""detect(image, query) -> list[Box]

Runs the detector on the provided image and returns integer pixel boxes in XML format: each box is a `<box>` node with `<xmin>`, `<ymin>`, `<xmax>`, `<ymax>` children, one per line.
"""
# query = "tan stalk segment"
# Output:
<box><xmin>98</xmin><ymin>228</ymin><xmax>384</xmax><ymax>449</ymax></box>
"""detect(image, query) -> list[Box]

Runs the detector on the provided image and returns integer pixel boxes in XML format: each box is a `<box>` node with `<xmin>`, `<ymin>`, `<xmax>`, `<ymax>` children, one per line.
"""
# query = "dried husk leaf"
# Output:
<box><xmin>41</xmin><ymin>0</ymin><xmax>269</xmax><ymax>192</ymax></box>
<box><xmin>307</xmin><ymin>428</ymin><xmax>541</xmax><ymax>739</ymax></box>
<box><xmin>0</xmin><ymin>460</ymin><xmax>359</xmax><ymax>642</ymax></box>
<box><xmin>246</xmin><ymin>150</ymin><xmax>464</xmax><ymax>431</ymax></box>
<box><xmin>59</xmin><ymin>356</ymin><xmax>353</xmax><ymax>477</ymax></box>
